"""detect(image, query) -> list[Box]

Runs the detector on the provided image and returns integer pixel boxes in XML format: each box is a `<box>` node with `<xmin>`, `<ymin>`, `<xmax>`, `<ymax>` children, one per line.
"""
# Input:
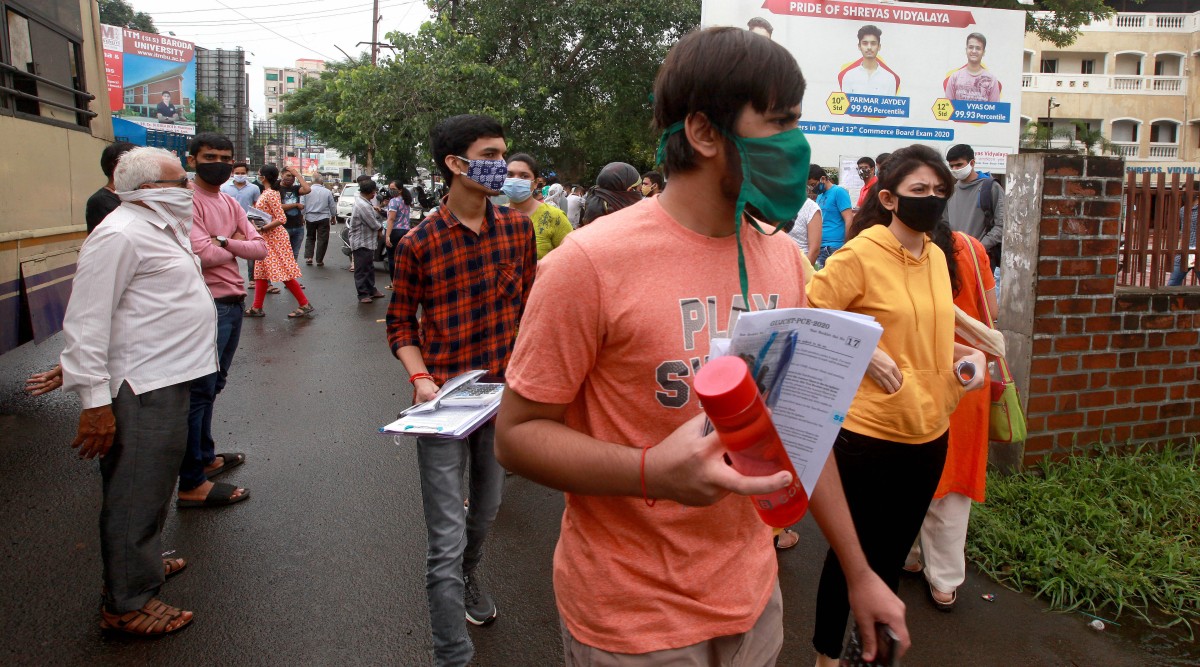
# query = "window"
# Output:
<box><xmin>268</xmin><ymin>85</ymin><xmax>276</xmax><ymax>92</ymax></box>
<box><xmin>268</xmin><ymin>107</ymin><xmax>274</xmax><ymax>114</ymax></box>
<box><xmin>286</xmin><ymin>76</ymin><xmax>295</xmax><ymax>83</ymax></box>
<box><xmin>266</xmin><ymin>72</ymin><xmax>278</xmax><ymax>81</ymax></box>
<box><xmin>1151</xmin><ymin>121</ymin><xmax>1178</xmax><ymax>143</ymax></box>
<box><xmin>1</xmin><ymin>2</ymin><xmax>92</xmax><ymax>128</ymax></box>
<box><xmin>1081</xmin><ymin>60</ymin><xmax>1095</xmax><ymax>74</ymax></box>
<box><xmin>1040</xmin><ymin>59</ymin><xmax>1058</xmax><ymax>73</ymax></box>
<box><xmin>1155</xmin><ymin>60</ymin><xmax>1165</xmax><ymax>76</ymax></box>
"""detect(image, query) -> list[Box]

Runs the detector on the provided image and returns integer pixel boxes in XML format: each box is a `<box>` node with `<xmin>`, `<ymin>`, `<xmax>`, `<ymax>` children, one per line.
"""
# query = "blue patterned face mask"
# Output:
<box><xmin>454</xmin><ymin>156</ymin><xmax>508</xmax><ymax>192</ymax></box>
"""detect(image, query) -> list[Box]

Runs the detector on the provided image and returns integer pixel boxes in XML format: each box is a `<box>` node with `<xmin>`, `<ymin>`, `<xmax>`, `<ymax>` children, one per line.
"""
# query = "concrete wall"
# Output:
<box><xmin>1000</xmin><ymin>153</ymin><xmax>1200</xmax><ymax>466</ymax></box>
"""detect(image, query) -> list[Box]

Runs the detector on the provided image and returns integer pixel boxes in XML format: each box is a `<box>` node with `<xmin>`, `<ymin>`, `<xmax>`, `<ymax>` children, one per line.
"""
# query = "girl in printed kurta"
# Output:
<box><xmin>904</xmin><ymin>228</ymin><xmax>997</xmax><ymax>610</ymax></box>
<box><xmin>245</xmin><ymin>165</ymin><xmax>313</xmax><ymax>318</ymax></box>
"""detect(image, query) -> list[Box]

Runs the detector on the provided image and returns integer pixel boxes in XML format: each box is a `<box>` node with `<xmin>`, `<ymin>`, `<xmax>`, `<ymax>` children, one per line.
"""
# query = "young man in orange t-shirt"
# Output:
<box><xmin>496</xmin><ymin>27</ymin><xmax>908</xmax><ymax>665</ymax></box>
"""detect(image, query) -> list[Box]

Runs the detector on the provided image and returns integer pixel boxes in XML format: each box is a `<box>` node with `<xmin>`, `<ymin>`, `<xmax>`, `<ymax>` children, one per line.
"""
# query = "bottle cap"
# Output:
<box><xmin>694</xmin><ymin>356</ymin><xmax>759</xmax><ymax>421</ymax></box>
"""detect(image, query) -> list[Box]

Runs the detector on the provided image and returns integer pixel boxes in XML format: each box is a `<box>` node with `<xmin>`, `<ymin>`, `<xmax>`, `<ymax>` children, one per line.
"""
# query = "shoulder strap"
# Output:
<box><xmin>959</xmin><ymin>231</ymin><xmax>995</xmax><ymax>329</ymax></box>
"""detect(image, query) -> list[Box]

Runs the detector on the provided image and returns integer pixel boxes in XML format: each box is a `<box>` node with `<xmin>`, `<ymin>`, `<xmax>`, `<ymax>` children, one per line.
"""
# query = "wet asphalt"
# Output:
<box><xmin>0</xmin><ymin>243</ymin><xmax>1171</xmax><ymax>666</ymax></box>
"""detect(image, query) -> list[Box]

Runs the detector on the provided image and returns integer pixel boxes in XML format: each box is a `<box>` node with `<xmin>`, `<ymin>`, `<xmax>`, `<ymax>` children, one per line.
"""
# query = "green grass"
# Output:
<box><xmin>967</xmin><ymin>443</ymin><xmax>1200</xmax><ymax>632</ymax></box>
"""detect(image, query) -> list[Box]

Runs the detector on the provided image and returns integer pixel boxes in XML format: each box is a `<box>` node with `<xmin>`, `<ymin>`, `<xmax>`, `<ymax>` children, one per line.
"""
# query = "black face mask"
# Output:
<box><xmin>196</xmin><ymin>161</ymin><xmax>234</xmax><ymax>186</ymax></box>
<box><xmin>893</xmin><ymin>194</ymin><xmax>947</xmax><ymax>233</ymax></box>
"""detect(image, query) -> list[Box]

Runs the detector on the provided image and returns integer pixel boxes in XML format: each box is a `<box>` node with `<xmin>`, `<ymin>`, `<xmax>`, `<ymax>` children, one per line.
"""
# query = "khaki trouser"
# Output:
<box><xmin>561</xmin><ymin>580</ymin><xmax>783</xmax><ymax>667</ymax></box>
<box><xmin>906</xmin><ymin>491</ymin><xmax>974</xmax><ymax>594</ymax></box>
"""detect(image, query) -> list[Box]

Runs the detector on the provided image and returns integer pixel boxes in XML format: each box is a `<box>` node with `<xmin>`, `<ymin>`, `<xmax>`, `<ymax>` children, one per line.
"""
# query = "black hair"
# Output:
<box><xmin>429</xmin><ymin>114</ymin><xmax>505</xmax><ymax>184</ymax></box>
<box><xmin>100</xmin><ymin>141</ymin><xmax>137</xmax><ymax>179</ymax></box>
<box><xmin>747</xmin><ymin>17</ymin><xmax>774</xmax><ymax>35</ymax></box>
<box><xmin>161</xmin><ymin>91</ymin><xmax>171</xmax><ymax>97</ymax></box>
<box><xmin>946</xmin><ymin>144</ymin><xmax>975</xmax><ymax>163</ymax></box>
<box><xmin>966</xmin><ymin>32</ymin><xmax>987</xmax><ymax>48</ymax></box>
<box><xmin>875</xmin><ymin>152</ymin><xmax>892</xmax><ymax>170</ymax></box>
<box><xmin>231</xmin><ymin>161</ymin><xmax>249</xmax><ymax>171</ymax></box>
<box><xmin>808</xmin><ymin>164</ymin><xmax>828</xmax><ymax>181</ymax></box>
<box><xmin>641</xmin><ymin>171</ymin><xmax>665</xmax><ymax>189</ymax></box>
<box><xmin>188</xmin><ymin>132</ymin><xmax>234</xmax><ymax>157</ymax></box>
<box><xmin>930</xmin><ymin>217</ymin><xmax>963</xmax><ymax>297</ymax></box>
<box><xmin>259</xmin><ymin>164</ymin><xmax>280</xmax><ymax>190</ymax></box>
<box><xmin>849</xmin><ymin>144</ymin><xmax>955</xmax><ymax>242</ymax></box>
<box><xmin>396</xmin><ymin>185</ymin><xmax>413</xmax><ymax>206</ymax></box>
<box><xmin>508</xmin><ymin>152</ymin><xmax>539</xmax><ymax>176</ymax></box>
<box><xmin>857</xmin><ymin>156</ymin><xmax>875</xmax><ymax>169</ymax></box>
<box><xmin>857</xmin><ymin>25</ymin><xmax>882</xmax><ymax>42</ymax></box>
<box><xmin>360</xmin><ymin>179</ymin><xmax>378</xmax><ymax>196</ymax></box>
<box><xmin>654</xmin><ymin>27</ymin><xmax>805</xmax><ymax>176</ymax></box>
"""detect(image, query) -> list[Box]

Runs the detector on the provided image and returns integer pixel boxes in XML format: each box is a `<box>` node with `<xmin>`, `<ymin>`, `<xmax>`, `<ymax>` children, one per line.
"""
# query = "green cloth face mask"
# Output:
<box><xmin>657</xmin><ymin>121</ymin><xmax>812</xmax><ymax>309</ymax></box>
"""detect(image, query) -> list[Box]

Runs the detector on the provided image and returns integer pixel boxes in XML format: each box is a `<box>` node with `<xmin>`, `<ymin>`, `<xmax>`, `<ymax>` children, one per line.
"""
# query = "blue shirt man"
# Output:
<box><xmin>220</xmin><ymin>163</ymin><xmax>261</xmax><ymax>212</ymax></box>
<box><xmin>808</xmin><ymin>164</ymin><xmax>852</xmax><ymax>267</ymax></box>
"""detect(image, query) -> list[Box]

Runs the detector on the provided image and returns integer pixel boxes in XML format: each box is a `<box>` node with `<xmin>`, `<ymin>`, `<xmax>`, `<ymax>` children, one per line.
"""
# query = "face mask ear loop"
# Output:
<box><xmin>731</xmin><ymin>135</ymin><xmax>753</xmax><ymax>311</ymax></box>
<box><xmin>656</xmin><ymin>120</ymin><xmax>685</xmax><ymax>167</ymax></box>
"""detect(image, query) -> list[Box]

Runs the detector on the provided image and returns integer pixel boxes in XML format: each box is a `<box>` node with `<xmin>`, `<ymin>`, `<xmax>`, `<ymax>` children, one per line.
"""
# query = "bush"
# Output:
<box><xmin>967</xmin><ymin>444</ymin><xmax>1200</xmax><ymax>631</ymax></box>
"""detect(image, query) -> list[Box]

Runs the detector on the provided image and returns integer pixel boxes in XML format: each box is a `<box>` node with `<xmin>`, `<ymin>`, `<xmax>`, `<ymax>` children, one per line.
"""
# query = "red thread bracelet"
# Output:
<box><xmin>409</xmin><ymin>372</ymin><xmax>434</xmax><ymax>385</ymax></box>
<box><xmin>641</xmin><ymin>445</ymin><xmax>656</xmax><ymax>507</ymax></box>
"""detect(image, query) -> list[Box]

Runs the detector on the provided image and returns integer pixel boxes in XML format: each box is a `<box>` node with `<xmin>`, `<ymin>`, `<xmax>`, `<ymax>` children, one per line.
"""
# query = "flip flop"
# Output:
<box><xmin>177</xmin><ymin>482</ymin><xmax>250</xmax><ymax>509</ymax></box>
<box><xmin>205</xmin><ymin>452</ymin><xmax>245</xmax><ymax>479</ymax></box>
<box><xmin>928</xmin><ymin>582</ymin><xmax>957</xmax><ymax>612</ymax></box>
<box><xmin>267</xmin><ymin>285</ymin><xmax>281</xmax><ymax>294</ymax></box>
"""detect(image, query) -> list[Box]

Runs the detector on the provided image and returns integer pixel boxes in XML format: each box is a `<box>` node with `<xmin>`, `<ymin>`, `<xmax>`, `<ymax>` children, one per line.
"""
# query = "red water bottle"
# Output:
<box><xmin>694</xmin><ymin>356</ymin><xmax>809</xmax><ymax>528</ymax></box>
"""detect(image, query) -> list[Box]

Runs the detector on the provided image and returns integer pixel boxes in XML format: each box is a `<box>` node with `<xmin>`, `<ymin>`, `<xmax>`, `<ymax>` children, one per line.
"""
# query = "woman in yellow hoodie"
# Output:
<box><xmin>806</xmin><ymin>144</ymin><xmax>987</xmax><ymax>665</ymax></box>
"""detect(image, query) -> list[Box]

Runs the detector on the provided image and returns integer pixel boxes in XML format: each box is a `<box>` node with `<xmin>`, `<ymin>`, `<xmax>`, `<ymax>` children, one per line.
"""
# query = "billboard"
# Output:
<box><xmin>101</xmin><ymin>24</ymin><xmax>197</xmax><ymax>136</ymax></box>
<box><xmin>702</xmin><ymin>1</ymin><xmax>1025</xmax><ymax>172</ymax></box>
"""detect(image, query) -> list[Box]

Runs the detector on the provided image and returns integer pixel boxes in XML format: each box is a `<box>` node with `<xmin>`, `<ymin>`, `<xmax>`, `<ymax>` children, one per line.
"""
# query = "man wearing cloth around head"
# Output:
<box><xmin>60</xmin><ymin>146</ymin><xmax>216</xmax><ymax>635</ymax></box>
<box><xmin>386</xmin><ymin>114</ymin><xmax>537</xmax><ymax>666</ymax></box>
<box><xmin>495</xmin><ymin>27</ymin><xmax>907</xmax><ymax>666</ymax></box>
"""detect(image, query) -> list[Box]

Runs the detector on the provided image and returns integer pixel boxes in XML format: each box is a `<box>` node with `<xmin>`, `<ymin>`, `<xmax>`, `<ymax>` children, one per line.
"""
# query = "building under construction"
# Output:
<box><xmin>195</xmin><ymin>47</ymin><xmax>250</xmax><ymax>159</ymax></box>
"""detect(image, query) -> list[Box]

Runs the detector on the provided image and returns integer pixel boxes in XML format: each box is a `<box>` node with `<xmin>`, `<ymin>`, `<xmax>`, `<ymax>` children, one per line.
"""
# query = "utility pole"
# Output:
<box><xmin>371</xmin><ymin>0</ymin><xmax>380</xmax><ymax>65</ymax></box>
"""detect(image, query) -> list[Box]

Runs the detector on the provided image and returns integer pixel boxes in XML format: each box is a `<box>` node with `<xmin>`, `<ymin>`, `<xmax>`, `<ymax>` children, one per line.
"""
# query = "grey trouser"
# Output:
<box><xmin>100</xmin><ymin>380</ymin><xmax>191</xmax><ymax>613</ymax></box>
<box><xmin>416</xmin><ymin>422</ymin><xmax>504</xmax><ymax>667</ymax></box>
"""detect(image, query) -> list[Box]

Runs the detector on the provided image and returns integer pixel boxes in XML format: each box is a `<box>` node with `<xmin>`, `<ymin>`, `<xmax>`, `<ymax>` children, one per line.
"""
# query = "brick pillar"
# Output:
<box><xmin>997</xmin><ymin>153</ymin><xmax>1126</xmax><ymax>467</ymax></box>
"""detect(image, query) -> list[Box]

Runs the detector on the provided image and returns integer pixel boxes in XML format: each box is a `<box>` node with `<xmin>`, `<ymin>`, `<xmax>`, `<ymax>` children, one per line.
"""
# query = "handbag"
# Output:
<box><xmin>961</xmin><ymin>233</ymin><xmax>1027</xmax><ymax>443</ymax></box>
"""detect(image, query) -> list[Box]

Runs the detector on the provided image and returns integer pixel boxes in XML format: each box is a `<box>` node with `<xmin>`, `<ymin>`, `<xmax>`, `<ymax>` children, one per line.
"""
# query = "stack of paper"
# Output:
<box><xmin>713</xmin><ymin>308</ymin><xmax>883</xmax><ymax>496</ymax></box>
<box><xmin>380</xmin><ymin>370</ymin><xmax>503</xmax><ymax>439</ymax></box>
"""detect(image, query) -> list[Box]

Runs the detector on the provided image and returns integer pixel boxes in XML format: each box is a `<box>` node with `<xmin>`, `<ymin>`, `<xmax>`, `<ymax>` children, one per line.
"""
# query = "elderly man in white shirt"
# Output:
<box><xmin>60</xmin><ymin>146</ymin><xmax>217</xmax><ymax>637</ymax></box>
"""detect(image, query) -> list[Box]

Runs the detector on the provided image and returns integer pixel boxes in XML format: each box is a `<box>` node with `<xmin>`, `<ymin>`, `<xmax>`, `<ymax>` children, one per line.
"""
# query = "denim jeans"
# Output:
<box><xmin>179</xmin><ymin>301</ymin><xmax>244</xmax><ymax>492</ymax></box>
<box><xmin>416</xmin><ymin>422</ymin><xmax>504</xmax><ymax>667</ymax></box>
<box><xmin>286</xmin><ymin>224</ymin><xmax>305</xmax><ymax>260</ymax></box>
<box><xmin>384</xmin><ymin>228</ymin><xmax>406</xmax><ymax>285</ymax></box>
<box><xmin>816</xmin><ymin>245</ymin><xmax>838</xmax><ymax>269</ymax></box>
<box><xmin>1167</xmin><ymin>255</ymin><xmax>1195</xmax><ymax>286</ymax></box>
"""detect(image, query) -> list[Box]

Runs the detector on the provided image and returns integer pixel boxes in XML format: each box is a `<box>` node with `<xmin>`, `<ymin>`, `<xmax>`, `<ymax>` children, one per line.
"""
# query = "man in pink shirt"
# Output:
<box><xmin>944</xmin><ymin>33</ymin><xmax>1001</xmax><ymax>102</ymax></box>
<box><xmin>179</xmin><ymin>133</ymin><xmax>268</xmax><ymax>508</ymax></box>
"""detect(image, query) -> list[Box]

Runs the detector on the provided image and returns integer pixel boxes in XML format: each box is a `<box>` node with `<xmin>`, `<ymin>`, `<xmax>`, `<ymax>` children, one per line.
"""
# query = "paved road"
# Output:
<box><xmin>0</xmin><ymin>254</ymin><xmax>1168</xmax><ymax>665</ymax></box>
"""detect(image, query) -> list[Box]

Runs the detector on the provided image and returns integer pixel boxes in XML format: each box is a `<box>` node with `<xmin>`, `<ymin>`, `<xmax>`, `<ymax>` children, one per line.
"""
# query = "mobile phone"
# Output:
<box><xmin>840</xmin><ymin>622</ymin><xmax>899</xmax><ymax>667</ymax></box>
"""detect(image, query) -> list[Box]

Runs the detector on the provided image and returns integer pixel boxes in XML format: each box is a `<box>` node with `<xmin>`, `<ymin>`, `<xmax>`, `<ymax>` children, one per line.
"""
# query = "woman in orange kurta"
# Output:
<box><xmin>905</xmin><ymin>227</ymin><xmax>996</xmax><ymax>610</ymax></box>
<box><xmin>246</xmin><ymin>165</ymin><xmax>312</xmax><ymax>318</ymax></box>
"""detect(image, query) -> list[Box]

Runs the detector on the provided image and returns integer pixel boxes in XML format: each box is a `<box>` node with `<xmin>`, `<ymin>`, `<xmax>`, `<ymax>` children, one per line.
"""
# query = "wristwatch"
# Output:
<box><xmin>216</xmin><ymin>235</ymin><xmax>228</xmax><ymax>248</ymax></box>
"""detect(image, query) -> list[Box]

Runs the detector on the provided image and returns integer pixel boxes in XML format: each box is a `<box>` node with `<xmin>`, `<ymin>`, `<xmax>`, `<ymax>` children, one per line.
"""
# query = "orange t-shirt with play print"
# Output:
<box><xmin>505</xmin><ymin>197</ymin><xmax>808</xmax><ymax>654</ymax></box>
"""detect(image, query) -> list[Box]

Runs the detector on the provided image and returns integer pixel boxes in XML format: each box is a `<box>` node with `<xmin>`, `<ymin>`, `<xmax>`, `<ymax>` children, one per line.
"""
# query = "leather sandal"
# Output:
<box><xmin>773</xmin><ymin>529</ymin><xmax>799</xmax><ymax>550</ymax></box>
<box><xmin>164</xmin><ymin>557</ymin><xmax>187</xmax><ymax>579</ymax></box>
<box><xmin>100</xmin><ymin>598</ymin><xmax>194</xmax><ymax>636</ymax></box>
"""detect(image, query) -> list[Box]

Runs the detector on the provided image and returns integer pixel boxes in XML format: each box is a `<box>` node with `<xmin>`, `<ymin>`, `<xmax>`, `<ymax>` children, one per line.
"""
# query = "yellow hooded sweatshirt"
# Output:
<box><xmin>807</xmin><ymin>224</ymin><xmax>964</xmax><ymax>444</ymax></box>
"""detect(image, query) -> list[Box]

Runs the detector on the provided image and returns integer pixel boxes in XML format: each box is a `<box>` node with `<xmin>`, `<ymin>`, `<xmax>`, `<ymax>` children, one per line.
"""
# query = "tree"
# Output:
<box><xmin>194</xmin><ymin>94</ymin><xmax>222</xmax><ymax>134</ymax></box>
<box><xmin>930</xmin><ymin>0</ymin><xmax>1132</xmax><ymax>47</ymax></box>
<box><xmin>99</xmin><ymin>0</ymin><xmax>158</xmax><ymax>33</ymax></box>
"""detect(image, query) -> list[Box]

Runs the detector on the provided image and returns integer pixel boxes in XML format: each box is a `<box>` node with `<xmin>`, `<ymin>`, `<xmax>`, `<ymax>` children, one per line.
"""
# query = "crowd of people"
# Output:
<box><xmin>24</xmin><ymin>22</ymin><xmax>1029</xmax><ymax>667</ymax></box>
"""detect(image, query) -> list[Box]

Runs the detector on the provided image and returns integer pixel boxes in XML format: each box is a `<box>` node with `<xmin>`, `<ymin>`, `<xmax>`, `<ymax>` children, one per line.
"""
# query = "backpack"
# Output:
<box><xmin>976</xmin><ymin>173</ymin><xmax>1002</xmax><ymax>269</ymax></box>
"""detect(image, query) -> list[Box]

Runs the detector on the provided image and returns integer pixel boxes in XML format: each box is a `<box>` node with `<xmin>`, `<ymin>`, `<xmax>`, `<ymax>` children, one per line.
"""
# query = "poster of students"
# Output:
<box><xmin>102</xmin><ymin>24</ymin><xmax>197</xmax><ymax>136</ymax></box>
<box><xmin>702</xmin><ymin>1</ymin><xmax>1024</xmax><ymax>167</ymax></box>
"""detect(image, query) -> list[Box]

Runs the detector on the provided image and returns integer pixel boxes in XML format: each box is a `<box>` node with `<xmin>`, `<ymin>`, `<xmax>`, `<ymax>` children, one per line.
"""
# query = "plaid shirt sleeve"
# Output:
<box><xmin>386</xmin><ymin>228</ymin><xmax>424</xmax><ymax>353</ymax></box>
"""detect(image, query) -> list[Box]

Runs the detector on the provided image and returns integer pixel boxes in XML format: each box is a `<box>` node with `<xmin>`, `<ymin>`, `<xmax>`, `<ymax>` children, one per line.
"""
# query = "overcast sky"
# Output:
<box><xmin>130</xmin><ymin>0</ymin><xmax>430</xmax><ymax>118</ymax></box>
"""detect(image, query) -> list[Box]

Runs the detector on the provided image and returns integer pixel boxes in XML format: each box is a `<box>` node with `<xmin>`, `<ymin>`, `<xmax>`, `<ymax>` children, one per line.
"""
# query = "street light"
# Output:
<box><xmin>1047</xmin><ymin>96</ymin><xmax>1060</xmax><ymax>120</ymax></box>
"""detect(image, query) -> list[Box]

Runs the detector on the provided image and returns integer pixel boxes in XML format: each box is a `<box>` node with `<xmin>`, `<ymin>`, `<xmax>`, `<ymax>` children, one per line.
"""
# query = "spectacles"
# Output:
<box><xmin>146</xmin><ymin>177</ymin><xmax>190</xmax><ymax>188</ymax></box>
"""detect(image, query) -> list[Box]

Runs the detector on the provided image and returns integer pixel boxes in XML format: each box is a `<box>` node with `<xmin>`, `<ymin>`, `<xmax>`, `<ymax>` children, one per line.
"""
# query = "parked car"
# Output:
<box><xmin>336</xmin><ymin>182</ymin><xmax>359</xmax><ymax>223</ymax></box>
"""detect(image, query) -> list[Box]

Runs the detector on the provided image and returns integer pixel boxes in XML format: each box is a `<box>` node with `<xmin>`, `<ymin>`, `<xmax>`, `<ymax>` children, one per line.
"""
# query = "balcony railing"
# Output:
<box><xmin>1069</xmin><ymin>12</ymin><xmax>1200</xmax><ymax>32</ymax></box>
<box><xmin>1021</xmin><ymin>74</ymin><xmax>1186</xmax><ymax>95</ymax></box>
<box><xmin>1111</xmin><ymin>142</ymin><xmax>1139</xmax><ymax>157</ymax></box>
<box><xmin>1149</xmin><ymin>144</ymin><xmax>1180</xmax><ymax>158</ymax></box>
